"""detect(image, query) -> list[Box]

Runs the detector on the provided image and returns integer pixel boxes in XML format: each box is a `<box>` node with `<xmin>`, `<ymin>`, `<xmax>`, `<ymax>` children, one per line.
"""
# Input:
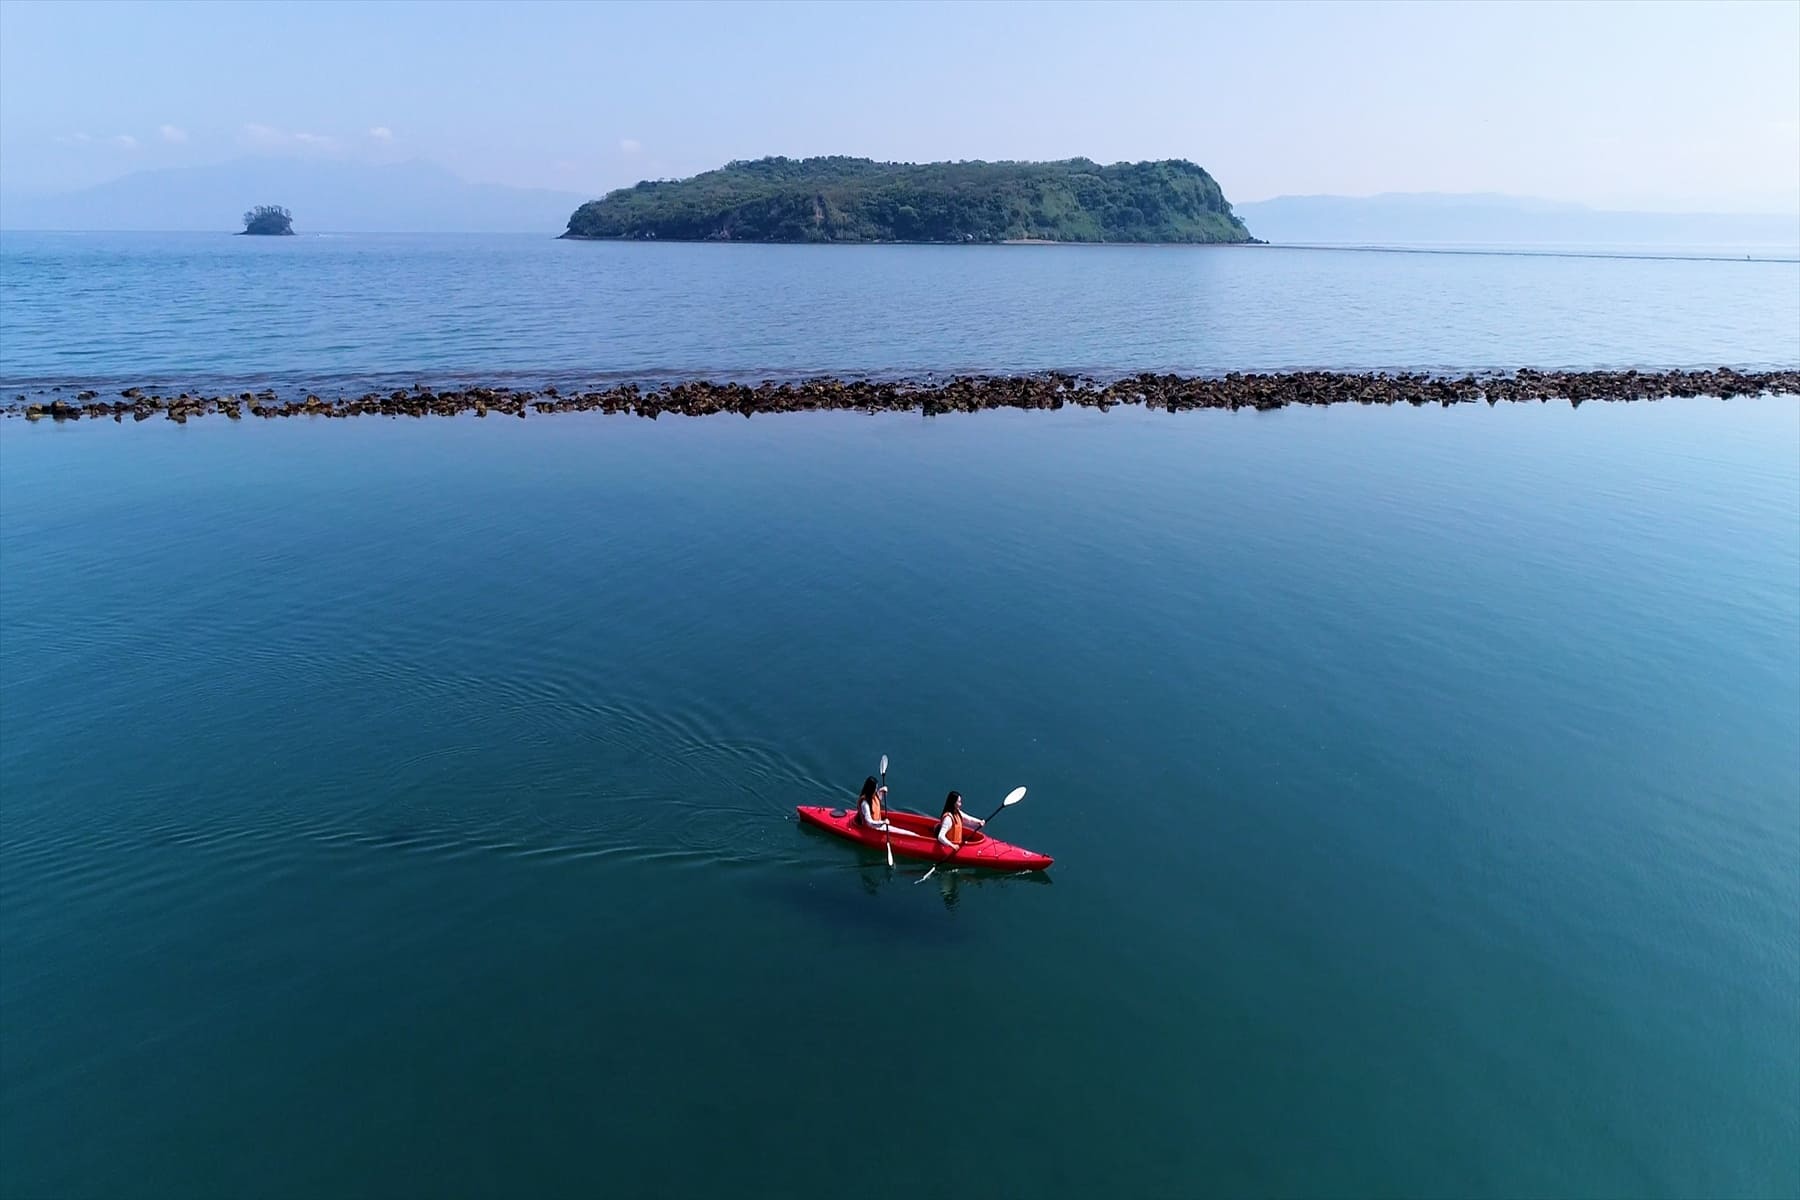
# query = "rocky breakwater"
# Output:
<box><xmin>9</xmin><ymin>368</ymin><xmax>1798</xmax><ymax>424</ymax></box>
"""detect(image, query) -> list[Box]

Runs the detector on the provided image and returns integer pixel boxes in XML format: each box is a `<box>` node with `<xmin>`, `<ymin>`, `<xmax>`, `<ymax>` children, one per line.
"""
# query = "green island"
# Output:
<box><xmin>561</xmin><ymin>156</ymin><xmax>1257</xmax><ymax>244</ymax></box>
<box><xmin>240</xmin><ymin>205</ymin><xmax>295</xmax><ymax>236</ymax></box>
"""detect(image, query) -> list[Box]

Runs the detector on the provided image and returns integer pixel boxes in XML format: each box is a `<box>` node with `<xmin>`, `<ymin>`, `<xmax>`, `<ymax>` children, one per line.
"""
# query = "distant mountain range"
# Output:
<box><xmin>0</xmin><ymin>159</ymin><xmax>587</xmax><ymax>234</ymax></box>
<box><xmin>1232</xmin><ymin>193</ymin><xmax>1800</xmax><ymax>251</ymax></box>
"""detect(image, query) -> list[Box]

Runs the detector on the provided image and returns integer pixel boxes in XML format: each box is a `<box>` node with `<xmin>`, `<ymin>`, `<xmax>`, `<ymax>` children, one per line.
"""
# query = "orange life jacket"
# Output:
<box><xmin>866</xmin><ymin>793</ymin><xmax>884</xmax><ymax>823</ymax></box>
<box><xmin>943</xmin><ymin>810</ymin><xmax>964</xmax><ymax>847</ymax></box>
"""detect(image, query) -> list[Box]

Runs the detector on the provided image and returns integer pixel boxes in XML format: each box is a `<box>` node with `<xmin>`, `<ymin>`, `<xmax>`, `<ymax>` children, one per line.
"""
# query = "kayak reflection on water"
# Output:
<box><xmin>934</xmin><ymin>869</ymin><xmax>961</xmax><ymax>911</ymax></box>
<box><xmin>855</xmin><ymin>863</ymin><xmax>1052</xmax><ymax>908</ymax></box>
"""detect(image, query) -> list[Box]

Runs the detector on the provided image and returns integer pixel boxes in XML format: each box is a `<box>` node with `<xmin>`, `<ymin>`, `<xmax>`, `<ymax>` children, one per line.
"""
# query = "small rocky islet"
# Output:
<box><xmin>7</xmin><ymin>368</ymin><xmax>1797</xmax><ymax>424</ymax></box>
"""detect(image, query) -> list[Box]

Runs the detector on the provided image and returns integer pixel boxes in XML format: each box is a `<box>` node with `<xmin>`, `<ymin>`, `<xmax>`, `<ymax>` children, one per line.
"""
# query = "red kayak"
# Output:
<box><xmin>795</xmin><ymin>805</ymin><xmax>1053</xmax><ymax>871</ymax></box>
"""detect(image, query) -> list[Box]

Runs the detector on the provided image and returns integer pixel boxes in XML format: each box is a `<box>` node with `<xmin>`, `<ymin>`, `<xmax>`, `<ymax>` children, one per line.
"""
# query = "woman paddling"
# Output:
<box><xmin>855</xmin><ymin>776</ymin><xmax>891</xmax><ymax>833</ymax></box>
<box><xmin>934</xmin><ymin>790</ymin><xmax>985</xmax><ymax>853</ymax></box>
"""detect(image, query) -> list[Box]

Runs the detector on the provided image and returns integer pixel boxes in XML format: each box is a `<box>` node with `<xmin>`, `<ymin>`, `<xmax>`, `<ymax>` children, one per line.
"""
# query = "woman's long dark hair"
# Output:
<box><xmin>941</xmin><ymin>790</ymin><xmax>962</xmax><ymax>815</ymax></box>
<box><xmin>860</xmin><ymin>776</ymin><xmax>879</xmax><ymax>802</ymax></box>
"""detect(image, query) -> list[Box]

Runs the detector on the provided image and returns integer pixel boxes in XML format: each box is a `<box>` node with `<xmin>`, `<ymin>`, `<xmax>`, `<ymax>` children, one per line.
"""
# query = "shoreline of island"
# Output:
<box><xmin>557</xmin><ymin>233</ymin><xmax>1271</xmax><ymax>247</ymax></box>
<box><xmin>6</xmin><ymin>368</ymin><xmax>1797</xmax><ymax>424</ymax></box>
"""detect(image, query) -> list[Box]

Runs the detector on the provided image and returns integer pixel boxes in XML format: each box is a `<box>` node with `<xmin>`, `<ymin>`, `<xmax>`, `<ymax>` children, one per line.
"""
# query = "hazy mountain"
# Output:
<box><xmin>0</xmin><ymin>159</ymin><xmax>589</xmax><ymax>234</ymax></box>
<box><xmin>1233</xmin><ymin>193</ymin><xmax>1800</xmax><ymax>251</ymax></box>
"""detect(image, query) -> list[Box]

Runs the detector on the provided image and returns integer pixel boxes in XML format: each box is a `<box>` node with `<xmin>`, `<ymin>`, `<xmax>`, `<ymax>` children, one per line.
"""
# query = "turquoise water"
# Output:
<box><xmin>3</xmin><ymin>396</ymin><xmax>1797</xmax><ymax>1197</ymax></box>
<box><xmin>2</xmin><ymin>233</ymin><xmax>1798</xmax><ymax>393</ymax></box>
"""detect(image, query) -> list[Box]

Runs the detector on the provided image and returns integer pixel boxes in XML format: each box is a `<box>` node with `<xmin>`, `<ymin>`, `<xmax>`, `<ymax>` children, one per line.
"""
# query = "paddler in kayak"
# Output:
<box><xmin>855</xmin><ymin>776</ymin><xmax>891</xmax><ymax>832</ymax></box>
<box><xmin>934</xmin><ymin>790</ymin><xmax>985</xmax><ymax>852</ymax></box>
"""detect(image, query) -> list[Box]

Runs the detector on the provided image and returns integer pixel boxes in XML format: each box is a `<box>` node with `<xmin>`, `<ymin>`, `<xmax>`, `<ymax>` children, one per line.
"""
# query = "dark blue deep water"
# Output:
<box><xmin>1</xmin><ymin>236</ymin><xmax>1797</xmax><ymax>1198</ymax></box>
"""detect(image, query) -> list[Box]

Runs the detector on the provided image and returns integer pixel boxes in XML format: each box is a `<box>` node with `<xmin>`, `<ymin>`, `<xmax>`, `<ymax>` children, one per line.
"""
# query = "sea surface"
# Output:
<box><xmin>1</xmin><ymin>236</ymin><xmax>1798</xmax><ymax>1199</ymax></box>
<box><xmin>1</xmin><ymin>232</ymin><xmax>1798</xmax><ymax>395</ymax></box>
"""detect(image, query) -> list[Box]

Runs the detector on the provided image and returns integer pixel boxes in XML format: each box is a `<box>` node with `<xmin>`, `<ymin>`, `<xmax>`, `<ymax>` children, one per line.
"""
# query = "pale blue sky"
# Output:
<box><xmin>2</xmin><ymin>0</ymin><xmax>1795</xmax><ymax>211</ymax></box>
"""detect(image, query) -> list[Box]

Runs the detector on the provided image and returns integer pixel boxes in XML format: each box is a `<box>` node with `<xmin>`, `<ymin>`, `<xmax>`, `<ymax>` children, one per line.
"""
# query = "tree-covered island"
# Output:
<box><xmin>240</xmin><ymin>206</ymin><xmax>295</xmax><ymax>235</ymax></box>
<box><xmin>562</xmin><ymin>157</ymin><xmax>1257</xmax><ymax>244</ymax></box>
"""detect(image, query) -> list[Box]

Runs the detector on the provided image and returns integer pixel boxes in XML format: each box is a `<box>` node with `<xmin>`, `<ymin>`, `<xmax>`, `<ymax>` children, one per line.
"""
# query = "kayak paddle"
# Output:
<box><xmin>919</xmin><ymin>786</ymin><xmax>1026</xmax><ymax>882</ymax></box>
<box><xmin>879</xmin><ymin>754</ymin><xmax>892</xmax><ymax>868</ymax></box>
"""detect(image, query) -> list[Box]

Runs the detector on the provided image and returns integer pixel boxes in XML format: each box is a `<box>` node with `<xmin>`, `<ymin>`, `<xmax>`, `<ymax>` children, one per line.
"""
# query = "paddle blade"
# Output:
<box><xmin>879</xmin><ymin>755</ymin><xmax>888</xmax><ymax>777</ymax></box>
<box><xmin>1002</xmin><ymin>786</ymin><xmax>1027</xmax><ymax>807</ymax></box>
<box><xmin>886</xmin><ymin>839</ymin><xmax>894</xmax><ymax>868</ymax></box>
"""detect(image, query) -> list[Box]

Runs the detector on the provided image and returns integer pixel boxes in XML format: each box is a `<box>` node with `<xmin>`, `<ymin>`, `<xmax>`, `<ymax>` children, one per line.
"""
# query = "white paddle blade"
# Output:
<box><xmin>879</xmin><ymin>755</ymin><xmax>888</xmax><ymax>776</ymax></box>
<box><xmin>886</xmin><ymin>840</ymin><xmax>894</xmax><ymax>868</ymax></box>
<box><xmin>1002</xmin><ymin>786</ymin><xmax>1027</xmax><ymax>807</ymax></box>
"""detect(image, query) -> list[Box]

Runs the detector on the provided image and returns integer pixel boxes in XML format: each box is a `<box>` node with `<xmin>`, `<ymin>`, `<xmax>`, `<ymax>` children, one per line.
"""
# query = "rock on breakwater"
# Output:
<box><xmin>8</xmin><ymin>369</ymin><xmax>1798</xmax><ymax>424</ymax></box>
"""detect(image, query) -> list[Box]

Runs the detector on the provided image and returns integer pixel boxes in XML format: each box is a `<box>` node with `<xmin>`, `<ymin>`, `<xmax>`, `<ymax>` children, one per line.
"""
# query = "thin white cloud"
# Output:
<box><xmin>159</xmin><ymin>124</ymin><xmax>188</xmax><ymax>143</ymax></box>
<box><xmin>238</xmin><ymin>123</ymin><xmax>341</xmax><ymax>154</ymax></box>
<box><xmin>113</xmin><ymin>134</ymin><xmax>139</xmax><ymax>150</ymax></box>
<box><xmin>55</xmin><ymin>132</ymin><xmax>93</xmax><ymax>145</ymax></box>
<box><xmin>368</xmin><ymin>126</ymin><xmax>393</xmax><ymax>142</ymax></box>
<box><xmin>619</xmin><ymin>137</ymin><xmax>642</xmax><ymax>154</ymax></box>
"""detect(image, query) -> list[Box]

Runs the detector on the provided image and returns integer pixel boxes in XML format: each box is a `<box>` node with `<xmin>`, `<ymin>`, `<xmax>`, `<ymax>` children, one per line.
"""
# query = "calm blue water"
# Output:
<box><xmin>1</xmin><ymin>233</ymin><xmax>1797</xmax><ymax>394</ymax></box>
<box><xmin>1</xmin><ymin>238</ymin><xmax>1798</xmax><ymax>1198</ymax></box>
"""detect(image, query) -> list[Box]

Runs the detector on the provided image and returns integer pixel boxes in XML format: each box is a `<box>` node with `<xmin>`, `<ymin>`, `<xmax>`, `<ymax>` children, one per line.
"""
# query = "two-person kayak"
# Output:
<box><xmin>795</xmin><ymin>805</ymin><xmax>1053</xmax><ymax>871</ymax></box>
